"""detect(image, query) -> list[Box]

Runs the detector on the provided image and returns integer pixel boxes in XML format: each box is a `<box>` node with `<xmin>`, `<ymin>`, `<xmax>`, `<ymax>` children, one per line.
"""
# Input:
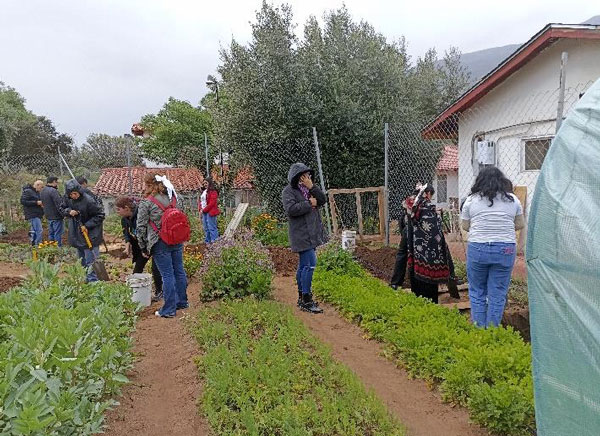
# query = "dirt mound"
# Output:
<box><xmin>268</xmin><ymin>246</ymin><xmax>297</xmax><ymax>276</ymax></box>
<box><xmin>0</xmin><ymin>276</ymin><xmax>23</xmax><ymax>293</ymax></box>
<box><xmin>354</xmin><ymin>245</ymin><xmax>404</xmax><ymax>285</ymax></box>
<box><xmin>107</xmin><ymin>249</ymin><xmax>129</xmax><ymax>259</ymax></box>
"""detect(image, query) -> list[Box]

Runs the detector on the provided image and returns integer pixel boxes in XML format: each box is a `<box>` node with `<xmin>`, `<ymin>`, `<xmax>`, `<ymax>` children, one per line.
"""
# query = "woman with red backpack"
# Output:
<box><xmin>200</xmin><ymin>177</ymin><xmax>220</xmax><ymax>244</ymax></box>
<box><xmin>137</xmin><ymin>173</ymin><xmax>191</xmax><ymax>318</ymax></box>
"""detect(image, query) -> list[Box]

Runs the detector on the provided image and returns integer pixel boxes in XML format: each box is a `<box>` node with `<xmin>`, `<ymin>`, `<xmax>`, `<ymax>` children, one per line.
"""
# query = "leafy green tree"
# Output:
<box><xmin>74</xmin><ymin>133</ymin><xmax>143</xmax><ymax>170</ymax></box>
<box><xmin>0</xmin><ymin>82</ymin><xmax>37</xmax><ymax>155</ymax></box>
<box><xmin>140</xmin><ymin>98</ymin><xmax>212</xmax><ymax>167</ymax></box>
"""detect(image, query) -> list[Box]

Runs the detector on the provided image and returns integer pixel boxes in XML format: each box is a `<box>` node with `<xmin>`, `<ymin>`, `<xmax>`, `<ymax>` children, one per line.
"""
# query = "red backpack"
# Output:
<box><xmin>147</xmin><ymin>196</ymin><xmax>191</xmax><ymax>245</ymax></box>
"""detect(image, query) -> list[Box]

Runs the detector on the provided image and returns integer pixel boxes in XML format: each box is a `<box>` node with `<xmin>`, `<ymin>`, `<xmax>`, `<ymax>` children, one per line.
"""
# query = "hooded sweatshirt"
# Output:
<box><xmin>63</xmin><ymin>179</ymin><xmax>105</xmax><ymax>248</ymax></box>
<box><xmin>281</xmin><ymin>162</ymin><xmax>327</xmax><ymax>253</ymax></box>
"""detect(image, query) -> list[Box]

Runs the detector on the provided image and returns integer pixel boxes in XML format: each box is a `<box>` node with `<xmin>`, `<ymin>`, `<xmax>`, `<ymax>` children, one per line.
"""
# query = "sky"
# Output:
<box><xmin>1</xmin><ymin>0</ymin><xmax>597</xmax><ymax>144</ymax></box>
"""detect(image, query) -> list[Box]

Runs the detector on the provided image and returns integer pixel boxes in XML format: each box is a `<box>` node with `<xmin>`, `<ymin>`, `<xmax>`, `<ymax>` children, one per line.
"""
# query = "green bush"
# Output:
<box><xmin>200</xmin><ymin>232</ymin><xmax>274</xmax><ymax>300</ymax></box>
<box><xmin>102</xmin><ymin>213</ymin><xmax>122</xmax><ymax>238</ymax></box>
<box><xmin>0</xmin><ymin>261</ymin><xmax>137</xmax><ymax>435</ymax></box>
<box><xmin>250</xmin><ymin>213</ymin><xmax>289</xmax><ymax>247</ymax></box>
<box><xmin>191</xmin><ymin>298</ymin><xmax>405</xmax><ymax>435</ymax></box>
<box><xmin>313</xmin><ymin>269</ymin><xmax>534</xmax><ymax>436</ymax></box>
<box><xmin>317</xmin><ymin>239</ymin><xmax>365</xmax><ymax>277</ymax></box>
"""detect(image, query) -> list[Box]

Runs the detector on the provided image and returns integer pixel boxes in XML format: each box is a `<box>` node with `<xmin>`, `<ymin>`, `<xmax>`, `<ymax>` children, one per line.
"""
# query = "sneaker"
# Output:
<box><xmin>155</xmin><ymin>311</ymin><xmax>175</xmax><ymax>318</ymax></box>
<box><xmin>390</xmin><ymin>284</ymin><xmax>398</xmax><ymax>290</ymax></box>
<box><xmin>151</xmin><ymin>293</ymin><xmax>163</xmax><ymax>303</ymax></box>
<box><xmin>177</xmin><ymin>303</ymin><xmax>189</xmax><ymax>310</ymax></box>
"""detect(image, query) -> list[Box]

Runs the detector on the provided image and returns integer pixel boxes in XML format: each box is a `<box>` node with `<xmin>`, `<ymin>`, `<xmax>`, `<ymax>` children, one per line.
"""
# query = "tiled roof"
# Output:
<box><xmin>437</xmin><ymin>146</ymin><xmax>458</xmax><ymax>172</ymax></box>
<box><xmin>94</xmin><ymin>167</ymin><xmax>204</xmax><ymax>197</ymax></box>
<box><xmin>211</xmin><ymin>165</ymin><xmax>255</xmax><ymax>190</ymax></box>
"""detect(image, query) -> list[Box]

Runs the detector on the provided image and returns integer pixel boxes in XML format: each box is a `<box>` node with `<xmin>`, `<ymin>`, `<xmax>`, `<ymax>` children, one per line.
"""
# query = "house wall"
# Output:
<box><xmin>433</xmin><ymin>171</ymin><xmax>458</xmax><ymax>209</ymax></box>
<box><xmin>458</xmin><ymin>38</ymin><xmax>600</xmax><ymax>217</ymax></box>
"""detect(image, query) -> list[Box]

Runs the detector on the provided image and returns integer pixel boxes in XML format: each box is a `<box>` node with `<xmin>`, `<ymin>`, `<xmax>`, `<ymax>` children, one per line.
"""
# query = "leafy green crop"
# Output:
<box><xmin>191</xmin><ymin>299</ymin><xmax>405</xmax><ymax>435</ymax></box>
<box><xmin>313</xmin><ymin>269</ymin><xmax>534</xmax><ymax>436</ymax></box>
<box><xmin>0</xmin><ymin>261</ymin><xmax>137</xmax><ymax>435</ymax></box>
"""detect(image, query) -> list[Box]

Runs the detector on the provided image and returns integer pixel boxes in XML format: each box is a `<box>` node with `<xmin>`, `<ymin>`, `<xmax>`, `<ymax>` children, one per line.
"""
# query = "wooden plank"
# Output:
<box><xmin>377</xmin><ymin>188</ymin><xmax>386</xmax><ymax>238</ymax></box>
<box><xmin>223</xmin><ymin>203</ymin><xmax>249</xmax><ymax>239</ymax></box>
<box><xmin>355</xmin><ymin>192</ymin><xmax>364</xmax><ymax>236</ymax></box>
<box><xmin>514</xmin><ymin>185</ymin><xmax>527</xmax><ymax>254</ymax></box>
<box><xmin>439</xmin><ymin>283</ymin><xmax>469</xmax><ymax>294</ymax></box>
<box><xmin>328</xmin><ymin>192</ymin><xmax>339</xmax><ymax>235</ymax></box>
<box><xmin>328</xmin><ymin>186</ymin><xmax>385</xmax><ymax>195</ymax></box>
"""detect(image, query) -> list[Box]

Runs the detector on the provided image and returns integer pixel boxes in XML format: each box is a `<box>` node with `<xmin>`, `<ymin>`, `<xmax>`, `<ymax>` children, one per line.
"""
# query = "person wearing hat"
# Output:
<box><xmin>281</xmin><ymin>163</ymin><xmax>327</xmax><ymax>314</ymax></box>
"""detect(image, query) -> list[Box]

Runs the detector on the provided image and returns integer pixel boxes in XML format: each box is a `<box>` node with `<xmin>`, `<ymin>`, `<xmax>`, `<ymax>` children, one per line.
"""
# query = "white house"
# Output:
<box><xmin>423</xmin><ymin>23</ymin><xmax>600</xmax><ymax>217</ymax></box>
<box><xmin>433</xmin><ymin>145</ymin><xmax>459</xmax><ymax>209</ymax></box>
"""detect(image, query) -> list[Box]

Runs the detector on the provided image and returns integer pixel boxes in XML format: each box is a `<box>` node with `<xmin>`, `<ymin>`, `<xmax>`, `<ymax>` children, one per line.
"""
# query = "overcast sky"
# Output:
<box><xmin>1</xmin><ymin>0</ymin><xmax>597</xmax><ymax>144</ymax></box>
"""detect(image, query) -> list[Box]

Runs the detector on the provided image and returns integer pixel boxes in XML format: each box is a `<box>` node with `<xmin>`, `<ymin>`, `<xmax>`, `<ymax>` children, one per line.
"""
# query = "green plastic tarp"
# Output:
<box><xmin>528</xmin><ymin>77</ymin><xmax>600</xmax><ymax>435</ymax></box>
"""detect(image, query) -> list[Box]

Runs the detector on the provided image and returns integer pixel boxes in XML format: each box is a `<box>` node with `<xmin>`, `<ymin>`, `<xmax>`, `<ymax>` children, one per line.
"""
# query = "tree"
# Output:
<box><xmin>74</xmin><ymin>133</ymin><xmax>144</xmax><ymax>170</ymax></box>
<box><xmin>439</xmin><ymin>47</ymin><xmax>471</xmax><ymax>110</ymax></box>
<box><xmin>140</xmin><ymin>98</ymin><xmax>212</xmax><ymax>168</ymax></box>
<box><xmin>0</xmin><ymin>82</ymin><xmax>37</xmax><ymax>155</ymax></box>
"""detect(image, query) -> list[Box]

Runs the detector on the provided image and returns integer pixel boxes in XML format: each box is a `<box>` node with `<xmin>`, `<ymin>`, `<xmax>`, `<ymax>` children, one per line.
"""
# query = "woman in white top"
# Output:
<box><xmin>461</xmin><ymin>167</ymin><xmax>525</xmax><ymax>328</ymax></box>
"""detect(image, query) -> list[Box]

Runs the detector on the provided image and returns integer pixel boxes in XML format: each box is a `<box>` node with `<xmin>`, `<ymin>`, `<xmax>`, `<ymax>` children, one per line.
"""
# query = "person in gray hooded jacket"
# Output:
<box><xmin>281</xmin><ymin>162</ymin><xmax>327</xmax><ymax>314</ymax></box>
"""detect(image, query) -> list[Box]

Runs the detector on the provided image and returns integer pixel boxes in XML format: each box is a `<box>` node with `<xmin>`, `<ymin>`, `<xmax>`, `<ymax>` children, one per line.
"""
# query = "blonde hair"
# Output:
<box><xmin>143</xmin><ymin>172</ymin><xmax>167</xmax><ymax>196</ymax></box>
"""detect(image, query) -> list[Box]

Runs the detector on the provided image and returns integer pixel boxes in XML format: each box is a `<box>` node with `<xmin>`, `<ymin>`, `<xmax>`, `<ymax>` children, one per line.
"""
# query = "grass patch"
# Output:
<box><xmin>191</xmin><ymin>298</ymin><xmax>405</xmax><ymax>435</ymax></box>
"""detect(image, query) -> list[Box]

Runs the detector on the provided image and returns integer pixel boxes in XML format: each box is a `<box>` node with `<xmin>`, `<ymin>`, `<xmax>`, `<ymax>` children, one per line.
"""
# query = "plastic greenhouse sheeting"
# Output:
<box><xmin>527</xmin><ymin>77</ymin><xmax>600</xmax><ymax>436</ymax></box>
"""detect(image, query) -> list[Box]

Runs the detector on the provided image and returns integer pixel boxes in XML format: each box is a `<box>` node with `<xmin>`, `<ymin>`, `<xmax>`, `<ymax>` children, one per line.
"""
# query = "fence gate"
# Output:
<box><xmin>328</xmin><ymin>186</ymin><xmax>386</xmax><ymax>242</ymax></box>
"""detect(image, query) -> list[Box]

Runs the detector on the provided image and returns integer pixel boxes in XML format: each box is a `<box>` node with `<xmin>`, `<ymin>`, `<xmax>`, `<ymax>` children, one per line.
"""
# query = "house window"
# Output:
<box><xmin>523</xmin><ymin>137</ymin><xmax>552</xmax><ymax>171</ymax></box>
<box><xmin>437</xmin><ymin>174</ymin><xmax>448</xmax><ymax>203</ymax></box>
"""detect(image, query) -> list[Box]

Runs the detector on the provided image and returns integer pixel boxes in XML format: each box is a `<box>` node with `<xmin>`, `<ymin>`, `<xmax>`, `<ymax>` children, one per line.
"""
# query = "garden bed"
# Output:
<box><xmin>191</xmin><ymin>298</ymin><xmax>405</xmax><ymax>435</ymax></box>
<box><xmin>267</xmin><ymin>245</ymin><xmax>297</xmax><ymax>276</ymax></box>
<box><xmin>0</xmin><ymin>276</ymin><xmax>23</xmax><ymax>293</ymax></box>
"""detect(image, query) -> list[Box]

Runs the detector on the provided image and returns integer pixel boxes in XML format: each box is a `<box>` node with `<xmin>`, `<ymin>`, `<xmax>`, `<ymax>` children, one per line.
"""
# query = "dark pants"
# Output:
<box><xmin>390</xmin><ymin>227</ymin><xmax>408</xmax><ymax>287</ymax></box>
<box><xmin>410</xmin><ymin>273</ymin><xmax>439</xmax><ymax>304</ymax></box>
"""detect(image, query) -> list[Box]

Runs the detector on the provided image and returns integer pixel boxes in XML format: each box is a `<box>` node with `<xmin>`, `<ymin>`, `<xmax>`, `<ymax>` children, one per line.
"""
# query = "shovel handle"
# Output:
<box><xmin>81</xmin><ymin>225</ymin><xmax>93</xmax><ymax>249</ymax></box>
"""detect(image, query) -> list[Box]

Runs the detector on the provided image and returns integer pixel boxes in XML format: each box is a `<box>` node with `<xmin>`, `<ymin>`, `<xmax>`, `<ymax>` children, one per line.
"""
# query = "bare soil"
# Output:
<box><xmin>102</xmin><ymin>280</ymin><xmax>211</xmax><ymax>436</ymax></box>
<box><xmin>268</xmin><ymin>246</ymin><xmax>297</xmax><ymax>276</ymax></box>
<box><xmin>0</xmin><ymin>276</ymin><xmax>23</xmax><ymax>293</ymax></box>
<box><xmin>0</xmin><ymin>228</ymin><xmax>69</xmax><ymax>245</ymax></box>
<box><xmin>273</xmin><ymin>276</ymin><xmax>489</xmax><ymax>436</ymax></box>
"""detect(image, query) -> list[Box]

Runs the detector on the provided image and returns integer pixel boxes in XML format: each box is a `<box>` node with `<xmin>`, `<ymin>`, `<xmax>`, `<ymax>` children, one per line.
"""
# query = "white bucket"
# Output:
<box><xmin>341</xmin><ymin>230</ymin><xmax>357</xmax><ymax>251</ymax></box>
<box><xmin>127</xmin><ymin>273</ymin><xmax>152</xmax><ymax>307</ymax></box>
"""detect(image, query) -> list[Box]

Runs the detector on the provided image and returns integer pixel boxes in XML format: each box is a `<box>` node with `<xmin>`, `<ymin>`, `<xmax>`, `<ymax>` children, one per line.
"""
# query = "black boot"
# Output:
<box><xmin>300</xmin><ymin>293</ymin><xmax>323</xmax><ymax>314</ymax></box>
<box><xmin>297</xmin><ymin>291</ymin><xmax>303</xmax><ymax>307</ymax></box>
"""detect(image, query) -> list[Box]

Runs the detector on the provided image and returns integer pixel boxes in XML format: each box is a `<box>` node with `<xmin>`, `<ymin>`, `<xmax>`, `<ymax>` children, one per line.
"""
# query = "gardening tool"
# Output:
<box><xmin>80</xmin><ymin>224</ymin><xmax>109</xmax><ymax>281</ymax></box>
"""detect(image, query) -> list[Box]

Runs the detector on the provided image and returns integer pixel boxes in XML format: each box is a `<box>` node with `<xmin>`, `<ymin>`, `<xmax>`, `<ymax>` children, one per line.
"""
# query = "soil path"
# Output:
<box><xmin>103</xmin><ymin>280</ymin><xmax>210</xmax><ymax>436</ymax></box>
<box><xmin>273</xmin><ymin>275</ymin><xmax>488</xmax><ymax>436</ymax></box>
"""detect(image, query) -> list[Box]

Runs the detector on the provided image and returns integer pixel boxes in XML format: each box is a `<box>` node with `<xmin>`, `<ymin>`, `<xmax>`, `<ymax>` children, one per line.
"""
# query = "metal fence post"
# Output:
<box><xmin>204</xmin><ymin>133</ymin><xmax>209</xmax><ymax>177</ymax></box>
<box><xmin>384</xmin><ymin>123</ymin><xmax>390</xmax><ymax>246</ymax></box>
<box><xmin>312</xmin><ymin>127</ymin><xmax>333</xmax><ymax>235</ymax></box>
<box><xmin>556</xmin><ymin>51</ymin><xmax>568</xmax><ymax>133</ymax></box>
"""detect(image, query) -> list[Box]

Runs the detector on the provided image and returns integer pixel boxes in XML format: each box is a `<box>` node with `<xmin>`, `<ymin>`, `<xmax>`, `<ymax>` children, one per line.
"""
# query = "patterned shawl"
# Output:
<box><xmin>406</xmin><ymin>198</ymin><xmax>450</xmax><ymax>284</ymax></box>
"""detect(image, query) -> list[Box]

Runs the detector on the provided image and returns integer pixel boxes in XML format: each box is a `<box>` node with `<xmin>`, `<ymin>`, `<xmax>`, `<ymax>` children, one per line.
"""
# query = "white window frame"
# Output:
<box><xmin>521</xmin><ymin>136</ymin><xmax>553</xmax><ymax>172</ymax></box>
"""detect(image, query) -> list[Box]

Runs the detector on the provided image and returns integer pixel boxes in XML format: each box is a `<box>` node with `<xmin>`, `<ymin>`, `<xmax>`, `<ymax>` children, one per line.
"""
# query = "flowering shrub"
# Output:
<box><xmin>200</xmin><ymin>231</ymin><xmax>274</xmax><ymax>301</ymax></box>
<box><xmin>183</xmin><ymin>245</ymin><xmax>203</xmax><ymax>278</ymax></box>
<box><xmin>250</xmin><ymin>213</ymin><xmax>289</xmax><ymax>247</ymax></box>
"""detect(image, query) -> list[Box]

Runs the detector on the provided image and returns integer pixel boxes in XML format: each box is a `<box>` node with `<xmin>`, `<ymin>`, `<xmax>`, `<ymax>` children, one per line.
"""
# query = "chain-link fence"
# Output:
<box><xmin>384</xmin><ymin>80</ymin><xmax>593</xmax><ymax>248</ymax></box>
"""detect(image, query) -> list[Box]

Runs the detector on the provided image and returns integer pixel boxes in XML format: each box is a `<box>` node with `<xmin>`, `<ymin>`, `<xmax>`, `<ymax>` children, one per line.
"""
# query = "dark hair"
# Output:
<box><xmin>76</xmin><ymin>176</ymin><xmax>88</xmax><ymax>185</ymax></box>
<box><xmin>47</xmin><ymin>176</ymin><xmax>58</xmax><ymax>184</ymax></box>
<box><xmin>205</xmin><ymin>177</ymin><xmax>219</xmax><ymax>193</ymax></box>
<box><xmin>424</xmin><ymin>184</ymin><xmax>435</xmax><ymax>196</ymax></box>
<box><xmin>469</xmin><ymin>167</ymin><xmax>514</xmax><ymax>206</ymax></box>
<box><xmin>115</xmin><ymin>196</ymin><xmax>136</xmax><ymax>210</ymax></box>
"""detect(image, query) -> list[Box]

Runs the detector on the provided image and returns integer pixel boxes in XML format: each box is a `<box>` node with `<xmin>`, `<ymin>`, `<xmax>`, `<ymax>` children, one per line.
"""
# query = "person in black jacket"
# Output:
<box><xmin>115</xmin><ymin>196</ymin><xmax>163</xmax><ymax>301</ymax></box>
<box><xmin>281</xmin><ymin>162</ymin><xmax>327</xmax><ymax>314</ymax></box>
<box><xmin>76</xmin><ymin>176</ymin><xmax>103</xmax><ymax>207</ymax></box>
<box><xmin>62</xmin><ymin>179</ymin><xmax>105</xmax><ymax>283</ymax></box>
<box><xmin>40</xmin><ymin>176</ymin><xmax>65</xmax><ymax>246</ymax></box>
<box><xmin>20</xmin><ymin>180</ymin><xmax>44</xmax><ymax>246</ymax></box>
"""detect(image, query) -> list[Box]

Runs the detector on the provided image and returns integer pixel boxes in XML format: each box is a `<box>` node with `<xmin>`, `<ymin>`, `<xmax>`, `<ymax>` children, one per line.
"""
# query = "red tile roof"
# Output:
<box><xmin>437</xmin><ymin>146</ymin><xmax>458</xmax><ymax>172</ymax></box>
<box><xmin>94</xmin><ymin>167</ymin><xmax>204</xmax><ymax>197</ymax></box>
<box><xmin>211</xmin><ymin>165</ymin><xmax>255</xmax><ymax>190</ymax></box>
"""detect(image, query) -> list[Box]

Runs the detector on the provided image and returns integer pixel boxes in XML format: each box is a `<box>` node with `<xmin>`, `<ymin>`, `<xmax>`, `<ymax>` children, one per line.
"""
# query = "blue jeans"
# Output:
<box><xmin>467</xmin><ymin>242</ymin><xmax>516</xmax><ymax>328</ymax></box>
<box><xmin>48</xmin><ymin>220</ymin><xmax>64</xmax><ymax>247</ymax></box>
<box><xmin>202</xmin><ymin>213</ymin><xmax>219</xmax><ymax>243</ymax></box>
<box><xmin>77</xmin><ymin>246</ymin><xmax>100</xmax><ymax>283</ymax></box>
<box><xmin>29</xmin><ymin>218</ymin><xmax>43</xmax><ymax>246</ymax></box>
<box><xmin>152</xmin><ymin>240</ymin><xmax>188</xmax><ymax>316</ymax></box>
<box><xmin>297</xmin><ymin>249</ymin><xmax>317</xmax><ymax>295</ymax></box>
